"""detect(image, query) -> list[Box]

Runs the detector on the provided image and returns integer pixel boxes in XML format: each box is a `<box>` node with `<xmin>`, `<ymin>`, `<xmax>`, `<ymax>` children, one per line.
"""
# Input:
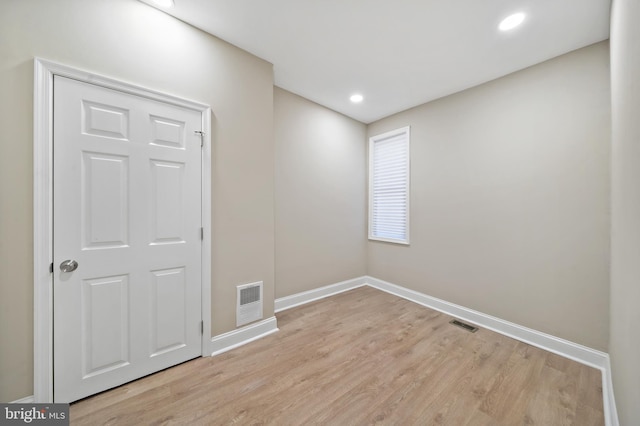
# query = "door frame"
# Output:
<box><xmin>33</xmin><ymin>58</ymin><xmax>212</xmax><ymax>403</ymax></box>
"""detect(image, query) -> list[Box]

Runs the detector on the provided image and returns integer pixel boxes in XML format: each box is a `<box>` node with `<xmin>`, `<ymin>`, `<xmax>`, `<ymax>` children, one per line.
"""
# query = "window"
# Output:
<box><xmin>368</xmin><ymin>126</ymin><xmax>410</xmax><ymax>244</ymax></box>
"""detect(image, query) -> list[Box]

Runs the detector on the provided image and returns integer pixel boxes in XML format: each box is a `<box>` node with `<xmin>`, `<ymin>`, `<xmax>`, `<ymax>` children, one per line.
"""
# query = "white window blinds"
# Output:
<box><xmin>369</xmin><ymin>127</ymin><xmax>410</xmax><ymax>244</ymax></box>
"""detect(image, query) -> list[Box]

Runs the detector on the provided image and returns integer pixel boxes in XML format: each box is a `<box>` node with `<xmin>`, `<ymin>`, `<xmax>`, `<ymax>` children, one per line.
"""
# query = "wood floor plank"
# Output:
<box><xmin>70</xmin><ymin>286</ymin><xmax>604</xmax><ymax>425</ymax></box>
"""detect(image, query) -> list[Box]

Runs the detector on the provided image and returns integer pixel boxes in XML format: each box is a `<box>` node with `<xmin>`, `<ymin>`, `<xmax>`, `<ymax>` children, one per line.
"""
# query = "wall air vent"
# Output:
<box><xmin>236</xmin><ymin>281</ymin><xmax>263</xmax><ymax>327</ymax></box>
<box><xmin>449</xmin><ymin>319</ymin><xmax>478</xmax><ymax>333</ymax></box>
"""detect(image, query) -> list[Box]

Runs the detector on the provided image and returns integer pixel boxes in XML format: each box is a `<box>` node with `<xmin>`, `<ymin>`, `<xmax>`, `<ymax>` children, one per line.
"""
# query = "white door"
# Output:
<box><xmin>53</xmin><ymin>76</ymin><xmax>202</xmax><ymax>403</ymax></box>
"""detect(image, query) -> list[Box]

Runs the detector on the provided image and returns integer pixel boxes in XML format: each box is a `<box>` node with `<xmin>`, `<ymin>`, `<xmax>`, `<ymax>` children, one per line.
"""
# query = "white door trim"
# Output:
<box><xmin>33</xmin><ymin>58</ymin><xmax>212</xmax><ymax>403</ymax></box>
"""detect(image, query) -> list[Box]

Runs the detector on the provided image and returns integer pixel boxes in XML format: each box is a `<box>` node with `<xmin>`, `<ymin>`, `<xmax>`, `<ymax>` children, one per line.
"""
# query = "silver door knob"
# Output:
<box><xmin>60</xmin><ymin>260</ymin><xmax>78</xmax><ymax>273</ymax></box>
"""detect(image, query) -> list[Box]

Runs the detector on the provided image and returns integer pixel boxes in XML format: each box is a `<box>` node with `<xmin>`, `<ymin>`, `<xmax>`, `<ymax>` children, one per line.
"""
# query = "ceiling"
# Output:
<box><xmin>142</xmin><ymin>0</ymin><xmax>611</xmax><ymax>123</ymax></box>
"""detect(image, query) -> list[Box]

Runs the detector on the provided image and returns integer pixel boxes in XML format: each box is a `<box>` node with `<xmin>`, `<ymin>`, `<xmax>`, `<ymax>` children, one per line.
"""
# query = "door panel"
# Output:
<box><xmin>150</xmin><ymin>267</ymin><xmax>187</xmax><ymax>356</ymax></box>
<box><xmin>82</xmin><ymin>100</ymin><xmax>129</xmax><ymax>140</ymax></box>
<box><xmin>150</xmin><ymin>115</ymin><xmax>185</xmax><ymax>149</ymax></box>
<box><xmin>150</xmin><ymin>160</ymin><xmax>185</xmax><ymax>243</ymax></box>
<box><xmin>53</xmin><ymin>76</ymin><xmax>202</xmax><ymax>403</ymax></box>
<box><xmin>81</xmin><ymin>275</ymin><xmax>130</xmax><ymax>377</ymax></box>
<box><xmin>82</xmin><ymin>152</ymin><xmax>129</xmax><ymax>248</ymax></box>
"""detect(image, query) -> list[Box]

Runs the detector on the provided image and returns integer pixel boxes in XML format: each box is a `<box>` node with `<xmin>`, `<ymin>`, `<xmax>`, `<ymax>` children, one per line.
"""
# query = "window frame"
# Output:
<box><xmin>368</xmin><ymin>126</ymin><xmax>411</xmax><ymax>245</ymax></box>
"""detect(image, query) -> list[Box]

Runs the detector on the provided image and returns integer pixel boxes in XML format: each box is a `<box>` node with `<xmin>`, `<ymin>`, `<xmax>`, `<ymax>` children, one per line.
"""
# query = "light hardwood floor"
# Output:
<box><xmin>71</xmin><ymin>286</ymin><xmax>604</xmax><ymax>425</ymax></box>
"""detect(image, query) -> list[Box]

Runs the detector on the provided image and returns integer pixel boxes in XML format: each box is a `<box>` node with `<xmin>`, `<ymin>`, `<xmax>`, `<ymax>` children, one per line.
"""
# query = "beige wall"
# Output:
<box><xmin>274</xmin><ymin>88</ymin><xmax>366</xmax><ymax>297</ymax></box>
<box><xmin>367</xmin><ymin>42</ymin><xmax>611</xmax><ymax>351</ymax></box>
<box><xmin>0</xmin><ymin>0</ymin><xmax>274</xmax><ymax>402</ymax></box>
<box><xmin>610</xmin><ymin>0</ymin><xmax>640</xmax><ymax>423</ymax></box>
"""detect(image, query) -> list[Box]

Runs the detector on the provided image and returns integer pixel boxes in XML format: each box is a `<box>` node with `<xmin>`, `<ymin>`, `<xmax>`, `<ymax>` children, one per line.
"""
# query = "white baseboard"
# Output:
<box><xmin>209</xmin><ymin>316</ymin><xmax>278</xmax><ymax>357</ymax></box>
<box><xmin>11</xmin><ymin>395</ymin><xmax>35</xmax><ymax>403</ymax></box>
<box><xmin>602</xmin><ymin>356</ymin><xmax>619</xmax><ymax>426</ymax></box>
<box><xmin>274</xmin><ymin>276</ymin><xmax>368</xmax><ymax>313</ymax></box>
<box><xmin>275</xmin><ymin>275</ymin><xmax>618</xmax><ymax>425</ymax></box>
<box><xmin>364</xmin><ymin>276</ymin><xmax>618</xmax><ymax>426</ymax></box>
<box><xmin>365</xmin><ymin>276</ymin><xmax>608</xmax><ymax>369</ymax></box>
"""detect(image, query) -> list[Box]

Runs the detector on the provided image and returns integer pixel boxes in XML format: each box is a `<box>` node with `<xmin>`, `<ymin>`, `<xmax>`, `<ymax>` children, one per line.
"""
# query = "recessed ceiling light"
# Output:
<box><xmin>350</xmin><ymin>94</ymin><xmax>364</xmax><ymax>103</ymax></box>
<box><xmin>499</xmin><ymin>12</ymin><xmax>525</xmax><ymax>31</ymax></box>
<box><xmin>151</xmin><ymin>0</ymin><xmax>174</xmax><ymax>8</ymax></box>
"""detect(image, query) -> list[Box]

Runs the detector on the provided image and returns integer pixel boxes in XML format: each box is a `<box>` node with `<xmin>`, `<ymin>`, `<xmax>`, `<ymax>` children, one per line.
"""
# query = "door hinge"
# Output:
<box><xmin>195</xmin><ymin>130</ymin><xmax>205</xmax><ymax>147</ymax></box>
<box><xmin>200</xmin><ymin>227</ymin><xmax>204</xmax><ymax>240</ymax></box>
<box><xmin>49</xmin><ymin>263</ymin><xmax>54</xmax><ymax>273</ymax></box>
<box><xmin>200</xmin><ymin>320</ymin><xmax>204</xmax><ymax>335</ymax></box>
